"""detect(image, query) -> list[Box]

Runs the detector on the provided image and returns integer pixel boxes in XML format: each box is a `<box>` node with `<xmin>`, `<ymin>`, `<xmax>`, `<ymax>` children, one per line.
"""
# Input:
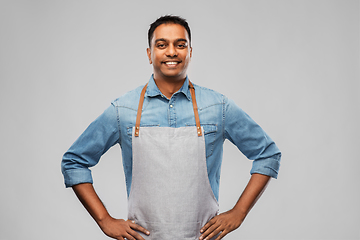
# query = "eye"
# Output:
<box><xmin>156</xmin><ymin>43</ymin><xmax>166</xmax><ymax>49</ymax></box>
<box><xmin>177</xmin><ymin>43</ymin><xmax>187</xmax><ymax>48</ymax></box>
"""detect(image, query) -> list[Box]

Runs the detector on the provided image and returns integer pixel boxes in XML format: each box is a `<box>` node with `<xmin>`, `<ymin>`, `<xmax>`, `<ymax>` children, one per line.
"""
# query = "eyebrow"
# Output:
<box><xmin>154</xmin><ymin>38</ymin><xmax>188</xmax><ymax>44</ymax></box>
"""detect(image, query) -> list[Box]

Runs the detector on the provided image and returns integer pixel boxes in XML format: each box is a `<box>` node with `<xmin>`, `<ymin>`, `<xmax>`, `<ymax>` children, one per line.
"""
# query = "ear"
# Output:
<box><xmin>190</xmin><ymin>46</ymin><xmax>192</xmax><ymax>58</ymax></box>
<box><xmin>146</xmin><ymin>48</ymin><xmax>152</xmax><ymax>64</ymax></box>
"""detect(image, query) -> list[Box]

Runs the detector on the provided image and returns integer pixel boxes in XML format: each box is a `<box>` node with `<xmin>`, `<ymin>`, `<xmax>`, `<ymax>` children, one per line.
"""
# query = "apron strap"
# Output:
<box><xmin>134</xmin><ymin>83</ymin><xmax>148</xmax><ymax>137</ymax></box>
<box><xmin>189</xmin><ymin>81</ymin><xmax>202</xmax><ymax>137</ymax></box>
<box><xmin>134</xmin><ymin>81</ymin><xmax>202</xmax><ymax>137</ymax></box>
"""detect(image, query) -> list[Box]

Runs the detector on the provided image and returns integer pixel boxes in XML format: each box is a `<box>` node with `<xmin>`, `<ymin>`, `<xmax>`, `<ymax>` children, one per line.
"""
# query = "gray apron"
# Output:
<box><xmin>128</xmin><ymin>82</ymin><xmax>219</xmax><ymax>239</ymax></box>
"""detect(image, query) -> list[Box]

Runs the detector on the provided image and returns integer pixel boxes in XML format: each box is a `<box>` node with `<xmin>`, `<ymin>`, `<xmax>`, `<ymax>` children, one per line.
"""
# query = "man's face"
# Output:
<box><xmin>147</xmin><ymin>23</ymin><xmax>192</xmax><ymax>82</ymax></box>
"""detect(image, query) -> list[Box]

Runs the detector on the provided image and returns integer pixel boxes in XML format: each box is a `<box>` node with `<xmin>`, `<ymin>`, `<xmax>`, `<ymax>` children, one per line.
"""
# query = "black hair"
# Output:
<box><xmin>148</xmin><ymin>15</ymin><xmax>191</xmax><ymax>48</ymax></box>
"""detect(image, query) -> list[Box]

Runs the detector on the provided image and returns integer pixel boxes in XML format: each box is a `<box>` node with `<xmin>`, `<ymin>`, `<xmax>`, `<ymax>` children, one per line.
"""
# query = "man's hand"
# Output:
<box><xmin>72</xmin><ymin>183</ymin><xmax>150</xmax><ymax>240</ymax></box>
<box><xmin>200</xmin><ymin>173</ymin><xmax>271</xmax><ymax>240</ymax></box>
<box><xmin>99</xmin><ymin>217</ymin><xmax>150</xmax><ymax>240</ymax></box>
<box><xmin>199</xmin><ymin>209</ymin><xmax>244</xmax><ymax>240</ymax></box>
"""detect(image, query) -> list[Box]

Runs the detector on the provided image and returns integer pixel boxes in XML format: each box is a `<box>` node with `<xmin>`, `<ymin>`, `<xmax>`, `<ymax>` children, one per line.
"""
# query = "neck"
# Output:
<box><xmin>153</xmin><ymin>76</ymin><xmax>186</xmax><ymax>98</ymax></box>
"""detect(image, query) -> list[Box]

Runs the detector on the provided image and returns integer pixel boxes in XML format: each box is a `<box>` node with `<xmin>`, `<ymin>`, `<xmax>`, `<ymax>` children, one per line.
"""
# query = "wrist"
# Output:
<box><xmin>231</xmin><ymin>205</ymin><xmax>247</xmax><ymax>220</ymax></box>
<box><xmin>96</xmin><ymin>214</ymin><xmax>113</xmax><ymax>228</ymax></box>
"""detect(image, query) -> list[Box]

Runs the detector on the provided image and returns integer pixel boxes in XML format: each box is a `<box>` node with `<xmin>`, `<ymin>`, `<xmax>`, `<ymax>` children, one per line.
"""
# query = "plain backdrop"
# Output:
<box><xmin>0</xmin><ymin>0</ymin><xmax>359</xmax><ymax>239</ymax></box>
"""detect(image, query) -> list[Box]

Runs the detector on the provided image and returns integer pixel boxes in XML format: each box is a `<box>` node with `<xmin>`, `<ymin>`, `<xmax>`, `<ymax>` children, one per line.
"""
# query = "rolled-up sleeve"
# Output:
<box><xmin>224</xmin><ymin>97</ymin><xmax>281</xmax><ymax>178</ymax></box>
<box><xmin>61</xmin><ymin>103</ymin><xmax>120</xmax><ymax>187</ymax></box>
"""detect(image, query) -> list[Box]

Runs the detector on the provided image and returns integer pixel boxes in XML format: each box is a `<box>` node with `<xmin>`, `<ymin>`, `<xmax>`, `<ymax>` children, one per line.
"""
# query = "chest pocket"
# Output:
<box><xmin>202</xmin><ymin>124</ymin><xmax>218</xmax><ymax>158</ymax></box>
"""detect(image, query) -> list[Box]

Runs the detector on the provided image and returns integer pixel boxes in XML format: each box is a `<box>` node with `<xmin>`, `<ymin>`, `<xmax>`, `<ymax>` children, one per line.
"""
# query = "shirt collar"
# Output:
<box><xmin>146</xmin><ymin>75</ymin><xmax>191</xmax><ymax>100</ymax></box>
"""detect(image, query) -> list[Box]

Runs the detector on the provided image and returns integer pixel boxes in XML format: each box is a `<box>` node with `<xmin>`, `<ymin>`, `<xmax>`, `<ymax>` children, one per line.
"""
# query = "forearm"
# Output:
<box><xmin>200</xmin><ymin>173</ymin><xmax>271</xmax><ymax>239</ymax></box>
<box><xmin>232</xmin><ymin>173</ymin><xmax>271</xmax><ymax>219</ymax></box>
<box><xmin>72</xmin><ymin>183</ymin><xmax>111</xmax><ymax>224</ymax></box>
<box><xmin>72</xmin><ymin>183</ymin><xmax>150</xmax><ymax>239</ymax></box>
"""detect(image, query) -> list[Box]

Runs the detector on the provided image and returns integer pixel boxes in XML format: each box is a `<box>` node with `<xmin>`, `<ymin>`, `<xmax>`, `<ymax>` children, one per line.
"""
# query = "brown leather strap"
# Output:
<box><xmin>134</xmin><ymin>83</ymin><xmax>148</xmax><ymax>137</ymax></box>
<box><xmin>134</xmin><ymin>81</ymin><xmax>202</xmax><ymax>137</ymax></box>
<box><xmin>189</xmin><ymin>81</ymin><xmax>202</xmax><ymax>137</ymax></box>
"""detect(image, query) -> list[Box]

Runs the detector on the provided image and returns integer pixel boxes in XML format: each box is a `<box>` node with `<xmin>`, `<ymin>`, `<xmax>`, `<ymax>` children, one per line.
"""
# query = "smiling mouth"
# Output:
<box><xmin>163</xmin><ymin>61</ymin><xmax>181</xmax><ymax>67</ymax></box>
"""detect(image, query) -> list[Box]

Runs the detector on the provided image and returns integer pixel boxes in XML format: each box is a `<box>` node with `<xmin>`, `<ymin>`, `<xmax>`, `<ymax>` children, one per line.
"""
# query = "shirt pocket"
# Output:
<box><xmin>186</xmin><ymin>123</ymin><xmax>217</xmax><ymax>158</ymax></box>
<box><xmin>202</xmin><ymin>124</ymin><xmax>218</xmax><ymax>158</ymax></box>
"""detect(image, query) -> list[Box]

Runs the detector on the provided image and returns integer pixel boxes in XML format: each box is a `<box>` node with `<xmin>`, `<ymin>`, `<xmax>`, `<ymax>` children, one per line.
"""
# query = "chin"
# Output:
<box><xmin>166</xmin><ymin>75</ymin><xmax>186</xmax><ymax>81</ymax></box>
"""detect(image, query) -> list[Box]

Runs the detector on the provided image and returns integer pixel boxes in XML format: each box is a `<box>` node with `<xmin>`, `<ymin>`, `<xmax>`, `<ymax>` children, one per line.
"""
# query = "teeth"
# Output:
<box><xmin>165</xmin><ymin>62</ymin><xmax>178</xmax><ymax>65</ymax></box>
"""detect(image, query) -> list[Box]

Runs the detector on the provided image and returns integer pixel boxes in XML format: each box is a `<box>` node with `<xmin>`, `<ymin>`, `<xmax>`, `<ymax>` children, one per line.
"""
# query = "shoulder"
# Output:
<box><xmin>192</xmin><ymin>83</ymin><xmax>227</xmax><ymax>109</ymax></box>
<box><xmin>111</xmin><ymin>85</ymin><xmax>145</xmax><ymax>111</ymax></box>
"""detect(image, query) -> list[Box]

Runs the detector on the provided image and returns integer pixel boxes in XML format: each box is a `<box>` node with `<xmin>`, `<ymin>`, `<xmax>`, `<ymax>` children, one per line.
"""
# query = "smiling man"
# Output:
<box><xmin>146</xmin><ymin>20</ymin><xmax>192</xmax><ymax>98</ymax></box>
<box><xmin>62</xmin><ymin>15</ymin><xmax>281</xmax><ymax>240</ymax></box>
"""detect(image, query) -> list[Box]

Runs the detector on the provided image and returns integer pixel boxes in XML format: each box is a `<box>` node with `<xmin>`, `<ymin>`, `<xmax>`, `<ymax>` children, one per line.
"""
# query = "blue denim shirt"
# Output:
<box><xmin>62</xmin><ymin>75</ymin><xmax>281</xmax><ymax>201</ymax></box>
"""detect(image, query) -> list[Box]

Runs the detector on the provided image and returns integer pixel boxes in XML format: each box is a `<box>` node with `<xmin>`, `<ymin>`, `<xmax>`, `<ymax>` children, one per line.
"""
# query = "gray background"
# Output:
<box><xmin>0</xmin><ymin>0</ymin><xmax>359</xmax><ymax>239</ymax></box>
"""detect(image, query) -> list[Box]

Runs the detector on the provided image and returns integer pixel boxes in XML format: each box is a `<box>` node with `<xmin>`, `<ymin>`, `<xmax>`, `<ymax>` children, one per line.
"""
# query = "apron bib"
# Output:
<box><xmin>128</xmin><ymin>82</ymin><xmax>219</xmax><ymax>239</ymax></box>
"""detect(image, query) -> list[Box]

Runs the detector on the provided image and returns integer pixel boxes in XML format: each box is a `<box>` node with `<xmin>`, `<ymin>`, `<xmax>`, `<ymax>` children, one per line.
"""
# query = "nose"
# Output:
<box><xmin>166</xmin><ymin>44</ymin><xmax>177</xmax><ymax>57</ymax></box>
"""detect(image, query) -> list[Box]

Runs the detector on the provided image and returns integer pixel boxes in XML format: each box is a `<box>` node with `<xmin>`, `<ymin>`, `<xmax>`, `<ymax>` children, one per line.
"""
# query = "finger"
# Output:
<box><xmin>128</xmin><ymin>220</ymin><xmax>150</xmax><ymax>235</ymax></box>
<box><xmin>126</xmin><ymin>229</ymin><xmax>146</xmax><ymax>240</ymax></box>
<box><xmin>200</xmin><ymin>218</ymin><xmax>216</xmax><ymax>233</ymax></box>
<box><xmin>214</xmin><ymin>229</ymin><xmax>228</xmax><ymax>240</ymax></box>
<box><xmin>202</xmin><ymin>225</ymin><xmax>222</xmax><ymax>240</ymax></box>
<box><xmin>123</xmin><ymin>232</ymin><xmax>137</xmax><ymax>240</ymax></box>
<box><xmin>200</xmin><ymin>222</ymin><xmax>220</xmax><ymax>240</ymax></box>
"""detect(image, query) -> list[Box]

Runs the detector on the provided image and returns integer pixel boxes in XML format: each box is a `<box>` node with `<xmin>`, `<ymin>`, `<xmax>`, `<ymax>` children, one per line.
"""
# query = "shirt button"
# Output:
<box><xmin>170</xmin><ymin>104</ymin><xmax>173</xmax><ymax>108</ymax></box>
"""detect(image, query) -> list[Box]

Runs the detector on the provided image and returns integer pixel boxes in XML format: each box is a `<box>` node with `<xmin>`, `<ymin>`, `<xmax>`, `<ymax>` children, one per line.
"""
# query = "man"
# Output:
<box><xmin>62</xmin><ymin>15</ymin><xmax>281</xmax><ymax>240</ymax></box>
